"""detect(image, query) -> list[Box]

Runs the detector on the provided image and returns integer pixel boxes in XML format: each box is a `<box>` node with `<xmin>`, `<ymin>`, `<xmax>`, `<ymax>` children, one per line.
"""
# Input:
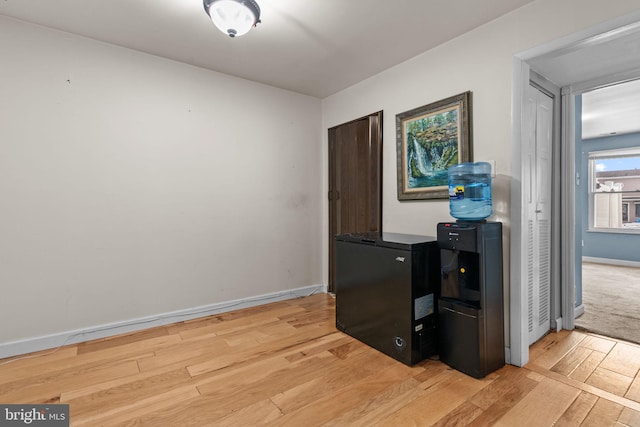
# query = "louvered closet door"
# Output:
<box><xmin>525</xmin><ymin>84</ymin><xmax>553</xmax><ymax>345</ymax></box>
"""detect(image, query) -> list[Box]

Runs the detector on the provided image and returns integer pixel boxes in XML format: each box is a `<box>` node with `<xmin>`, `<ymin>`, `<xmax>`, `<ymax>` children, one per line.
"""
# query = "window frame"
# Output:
<box><xmin>588</xmin><ymin>147</ymin><xmax>640</xmax><ymax>234</ymax></box>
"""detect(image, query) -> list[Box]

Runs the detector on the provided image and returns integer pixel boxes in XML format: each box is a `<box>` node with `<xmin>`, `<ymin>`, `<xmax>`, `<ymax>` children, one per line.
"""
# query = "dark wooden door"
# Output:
<box><xmin>328</xmin><ymin>111</ymin><xmax>383</xmax><ymax>293</ymax></box>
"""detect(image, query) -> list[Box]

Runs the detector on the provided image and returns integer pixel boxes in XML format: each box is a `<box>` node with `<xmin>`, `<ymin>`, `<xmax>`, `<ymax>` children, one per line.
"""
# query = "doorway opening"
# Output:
<box><xmin>511</xmin><ymin>12</ymin><xmax>640</xmax><ymax>367</ymax></box>
<box><xmin>572</xmin><ymin>80</ymin><xmax>640</xmax><ymax>344</ymax></box>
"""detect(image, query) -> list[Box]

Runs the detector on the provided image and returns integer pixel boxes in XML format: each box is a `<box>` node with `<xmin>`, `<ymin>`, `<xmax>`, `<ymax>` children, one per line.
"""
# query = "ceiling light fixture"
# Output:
<box><xmin>203</xmin><ymin>0</ymin><xmax>261</xmax><ymax>38</ymax></box>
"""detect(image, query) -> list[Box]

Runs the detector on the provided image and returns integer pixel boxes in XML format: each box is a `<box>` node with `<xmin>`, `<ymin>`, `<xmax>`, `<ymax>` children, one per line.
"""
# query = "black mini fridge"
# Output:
<box><xmin>334</xmin><ymin>232</ymin><xmax>440</xmax><ymax>365</ymax></box>
<box><xmin>437</xmin><ymin>221</ymin><xmax>504</xmax><ymax>378</ymax></box>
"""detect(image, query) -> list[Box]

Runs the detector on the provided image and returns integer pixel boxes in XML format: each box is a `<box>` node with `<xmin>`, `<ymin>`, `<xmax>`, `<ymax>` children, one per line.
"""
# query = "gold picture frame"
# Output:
<box><xmin>396</xmin><ymin>91</ymin><xmax>472</xmax><ymax>200</ymax></box>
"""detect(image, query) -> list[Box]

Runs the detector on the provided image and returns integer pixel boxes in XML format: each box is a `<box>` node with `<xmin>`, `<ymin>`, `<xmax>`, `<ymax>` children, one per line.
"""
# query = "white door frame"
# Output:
<box><xmin>510</xmin><ymin>60</ymin><xmax>566</xmax><ymax>367</ymax></box>
<box><xmin>509</xmin><ymin>58</ymin><xmax>531</xmax><ymax>367</ymax></box>
<box><xmin>560</xmin><ymin>90</ymin><xmax>577</xmax><ymax>331</ymax></box>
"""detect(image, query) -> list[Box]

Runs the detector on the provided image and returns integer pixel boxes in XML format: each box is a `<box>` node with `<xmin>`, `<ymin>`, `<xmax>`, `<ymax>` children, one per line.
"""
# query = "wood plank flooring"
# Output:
<box><xmin>1</xmin><ymin>294</ymin><xmax>640</xmax><ymax>426</ymax></box>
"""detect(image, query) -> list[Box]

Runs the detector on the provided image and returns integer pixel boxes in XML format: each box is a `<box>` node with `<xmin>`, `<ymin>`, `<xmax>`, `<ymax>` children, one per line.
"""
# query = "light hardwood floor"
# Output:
<box><xmin>1</xmin><ymin>294</ymin><xmax>640</xmax><ymax>426</ymax></box>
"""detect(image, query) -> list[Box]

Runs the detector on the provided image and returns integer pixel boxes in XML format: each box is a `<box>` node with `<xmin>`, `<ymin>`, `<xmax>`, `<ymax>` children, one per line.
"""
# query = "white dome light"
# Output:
<box><xmin>203</xmin><ymin>0</ymin><xmax>261</xmax><ymax>38</ymax></box>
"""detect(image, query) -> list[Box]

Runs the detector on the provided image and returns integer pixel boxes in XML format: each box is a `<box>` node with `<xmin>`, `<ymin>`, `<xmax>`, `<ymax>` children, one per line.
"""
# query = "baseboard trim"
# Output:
<box><xmin>582</xmin><ymin>257</ymin><xmax>640</xmax><ymax>268</ymax></box>
<box><xmin>575</xmin><ymin>304</ymin><xmax>585</xmax><ymax>318</ymax></box>
<box><xmin>553</xmin><ymin>316</ymin><xmax>563</xmax><ymax>332</ymax></box>
<box><xmin>0</xmin><ymin>284</ymin><xmax>326</xmax><ymax>360</ymax></box>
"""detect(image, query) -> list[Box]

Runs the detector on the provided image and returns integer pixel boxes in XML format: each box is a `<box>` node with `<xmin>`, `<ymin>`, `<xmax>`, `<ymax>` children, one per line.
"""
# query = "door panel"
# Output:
<box><xmin>525</xmin><ymin>85</ymin><xmax>553</xmax><ymax>345</ymax></box>
<box><xmin>328</xmin><ymin>112</ymin><xmax>383</xmax><ymax>293</ymax></box>
<box><xmin>536</xmin><ymin>94</ymin><xmax>553</xmax><ymax>337</ymax></box>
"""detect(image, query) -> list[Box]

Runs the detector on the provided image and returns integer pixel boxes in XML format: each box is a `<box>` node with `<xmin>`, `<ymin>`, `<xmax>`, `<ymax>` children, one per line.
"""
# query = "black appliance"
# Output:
<box><xmin>335</xmin><ymin>232</ymin><xmax>440</xmax><ymax>365</ymax></box>
<box><xmin>437</xmin><ymin>221</ymin><xmax>504</xmax><ymax>378</ymax></box>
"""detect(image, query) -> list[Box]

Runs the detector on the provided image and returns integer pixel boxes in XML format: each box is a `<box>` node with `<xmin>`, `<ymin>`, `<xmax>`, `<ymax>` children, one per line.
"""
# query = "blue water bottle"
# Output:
<box><xmin>448</xmin><ymin>162</ymin><xmax>493</xmax><ymax>221</ymax></box>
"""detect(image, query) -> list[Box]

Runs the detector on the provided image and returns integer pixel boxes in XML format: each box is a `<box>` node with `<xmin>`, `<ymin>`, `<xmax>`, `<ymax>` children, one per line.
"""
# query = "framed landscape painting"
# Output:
<box><xmin>396</xmin><ymin>91</ymin><xmax>472</xmax><ymax>200</ymax></box>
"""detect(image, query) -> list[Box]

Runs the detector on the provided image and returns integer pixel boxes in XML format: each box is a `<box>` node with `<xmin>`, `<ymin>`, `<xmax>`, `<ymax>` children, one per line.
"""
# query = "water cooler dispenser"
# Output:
<box><xmin>437</xmin><ymin>221</ymin><xmax>504</xmax><ymax>378</ymax></box>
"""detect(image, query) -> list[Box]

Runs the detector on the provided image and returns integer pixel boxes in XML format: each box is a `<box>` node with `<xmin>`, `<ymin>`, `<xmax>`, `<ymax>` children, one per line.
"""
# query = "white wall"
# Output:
<box><xmin>0</xmin><ymin>16</ymin><xmax>322</xmax><ymax>353</ymax></box>
<box><xmin>321</xmin><ymin>0</ymin><xmax>640</xmax><ymax>350</ymax></box>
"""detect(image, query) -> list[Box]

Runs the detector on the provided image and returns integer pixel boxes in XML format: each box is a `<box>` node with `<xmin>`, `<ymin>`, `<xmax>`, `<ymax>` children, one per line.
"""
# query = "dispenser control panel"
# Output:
<box><xmin>437</xmin><ymin>222</ymin><xmax>478</xmax><ymax>252</ymax></box>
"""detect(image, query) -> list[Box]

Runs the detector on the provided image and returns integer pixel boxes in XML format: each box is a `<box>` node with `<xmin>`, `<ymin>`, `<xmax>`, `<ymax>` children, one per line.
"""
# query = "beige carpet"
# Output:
<box><xmin>575</xmin><ymin>262</ymin><xmax>640</xmax><ymax>345</ymax></box>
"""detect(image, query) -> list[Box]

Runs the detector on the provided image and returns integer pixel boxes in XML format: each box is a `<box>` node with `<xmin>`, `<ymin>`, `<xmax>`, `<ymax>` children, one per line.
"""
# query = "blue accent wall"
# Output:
<box><xmin>577</xmin><ymin>108</ymin><xmax>640</xmax><ymax>264</ymax></box>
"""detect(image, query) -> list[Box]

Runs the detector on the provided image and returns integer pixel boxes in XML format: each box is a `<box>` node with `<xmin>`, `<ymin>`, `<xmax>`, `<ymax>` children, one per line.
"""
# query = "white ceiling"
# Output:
<box><xmin>527</xmin><ymin>20</ymin><xmax>640</xmax><ymax>139</ymax></box>
<box><xmin>582</xmin><ymin>79</ymin><xmax>640</xmax><ymax>139</ymax></box>
<box><xmin>527</xmin><ymin>22</ymin><xmax>640</xmax><ymax>89</ymax></box>
<box><xmin>0</xmin><ymin>0</ymin><xmax>535</xmax><ymax>98</ymax></box>
<box><xmin>4</xmin><ymin>0</ymin><xmax>639</xmax><ymax>136</ymax></box>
